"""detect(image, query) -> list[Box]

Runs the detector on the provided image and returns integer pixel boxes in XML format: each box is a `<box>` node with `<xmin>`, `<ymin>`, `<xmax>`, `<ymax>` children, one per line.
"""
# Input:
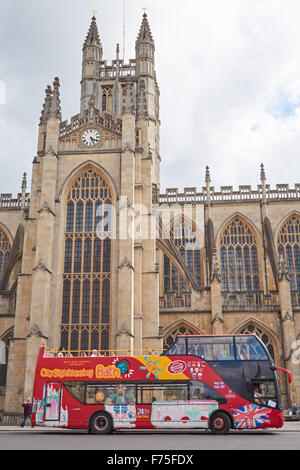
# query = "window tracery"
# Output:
<box><xmin>163</xmin><ymin>218</ymin><xmax>201</xmax><ymax>297</ymax></box>
<box><xmin>278</xmin><ymin>215</ymin><xmax>300</xmax><ymax>292</ymax></box>
<box><xmin>102</xmin><ymin>87</ymin><xmax>113</xmax><ymax>114</ymax></box>
<box><xmin>220</xmin><ymin>217</ymin><xmax>260</xmax><ymax>294</ymax></box>
<box><xmin>60</xmin><ymin>168</ymin><xmax>112</xmax><ymax>353</ymax></box>
<box><xmin>0</xmin><ymin>228</ymin><xmax>10</xmax><ymax>282</ymax></box>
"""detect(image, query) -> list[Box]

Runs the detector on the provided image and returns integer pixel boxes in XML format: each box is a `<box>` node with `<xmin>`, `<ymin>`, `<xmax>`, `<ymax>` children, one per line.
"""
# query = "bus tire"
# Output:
<box><xmin>209</xmin><ymin>411</ymin><xmax>231</xmax><ymax>435</ymax></box>
<box><xmin>90</xmin><ymin>411</ymin><xmax>113</xmax><ymax>435</ymax></box>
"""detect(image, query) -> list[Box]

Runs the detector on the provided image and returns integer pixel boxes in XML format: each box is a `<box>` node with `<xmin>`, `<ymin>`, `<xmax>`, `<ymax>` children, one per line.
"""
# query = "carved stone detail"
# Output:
<box><xmin>116</xmin><ymin>323</ymin><xmax>134</xmax><ymax>338</ymax></box>
<box><xmin>33</xmin><ymin>258</ymin><xmax>52</xmax><ymax>274</ymax></box>
<box><xmin>38</xmin><ymin>201</ymin><xmax>55</xmax><ymax>216</ymax></box>
<box><xmin>118</xmin><ymin>256</ymin><xmax>134</xmax><ymax>271</ymax></box>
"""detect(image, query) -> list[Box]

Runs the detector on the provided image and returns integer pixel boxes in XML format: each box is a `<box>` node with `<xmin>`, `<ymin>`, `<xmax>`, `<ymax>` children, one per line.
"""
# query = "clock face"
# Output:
<box><xmin>81</xmin><ymin>128</ymin><xmax>100</xmax><ymax>146</ymax></box>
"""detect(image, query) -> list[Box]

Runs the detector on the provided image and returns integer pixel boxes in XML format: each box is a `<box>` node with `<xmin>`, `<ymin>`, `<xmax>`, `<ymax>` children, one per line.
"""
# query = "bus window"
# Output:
<box><xmin>167</xmin><ymin>337</ymin><xmax>186</xmax><ymax>355</ymax></box>
<box><xmin>252</xmin><ymin>380</ymin><xmax>277</xmax><ymax>408</ymax></box>
<box><xmin>187</xmin><ymin>336</ymin><xmax>235</xmax><ymax>361</ymax></box>
<box><xmin>235</xmin><ymin>336</ymin><xmax>268</xmax><ymax>360</ymax></box>
<box><xmin>189</xmin><ymin>380</ymin><xmax>226</xmax><ymax>401</ymax></box>
<box><xmin>64</xmin><ymin>382</ymin><xmax>85</xmax><ymax>404</ymax></box>
<box><xmin>137</xmin><ymin>383</ymin><xmax>188</xmax><ymax>404</ymax></box>
<box><xmin>85</xmin><ymin>384</ymin><xmax>136</xmax><ymax>405</ymax></box>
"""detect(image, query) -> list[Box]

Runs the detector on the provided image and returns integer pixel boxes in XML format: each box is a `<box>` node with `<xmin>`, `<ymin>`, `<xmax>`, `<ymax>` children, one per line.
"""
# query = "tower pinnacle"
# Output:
<box><xmin>135</xmin><ymin>13</ymin><xmax>155</xmax><ymax>76</ymax></box>
<box><xmin>137</xmin><ymin>12</ymin><xmax>154</xmax><ymax>43</ymax></box>
<box><xmin>80</xmin><ymin>16</ymin><xmax>103</xmax><ymax>114</ymax></box>
<box><xmin>84</xmin><ymin>15</ymin><xmax>102</xmax><ymax>47</ymax></box>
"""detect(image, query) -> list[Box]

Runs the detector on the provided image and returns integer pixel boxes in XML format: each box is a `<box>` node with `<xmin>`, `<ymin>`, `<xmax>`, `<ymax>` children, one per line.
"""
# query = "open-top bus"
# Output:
<box><xmin>31</xmin><ymin>334</ymin><xmax>291</xmax><ymax>434</ymax></box>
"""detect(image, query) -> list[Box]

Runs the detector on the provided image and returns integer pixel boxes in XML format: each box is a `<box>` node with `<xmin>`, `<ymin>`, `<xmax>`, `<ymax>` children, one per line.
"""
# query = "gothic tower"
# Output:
<box><xmin>3</xmin><ymin>13</ymin><xmax>161</xmax><ymax>414</ymax></box>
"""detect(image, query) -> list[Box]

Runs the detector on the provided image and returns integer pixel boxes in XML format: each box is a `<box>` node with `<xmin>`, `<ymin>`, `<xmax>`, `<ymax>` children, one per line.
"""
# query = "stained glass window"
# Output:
<box><xmin>220</xmin><ymin>217</ymin><xmax>260</xmax><ymax>294</ymax></box>
<box><xmin>60</xmin><ymin>168</ymin><xmax>112</xmax><ymax>354</ymax></box>
<box><xmin>278</xmin><ymin>215</ymin><xmax>300</xmax><ymax>292</ymax></box>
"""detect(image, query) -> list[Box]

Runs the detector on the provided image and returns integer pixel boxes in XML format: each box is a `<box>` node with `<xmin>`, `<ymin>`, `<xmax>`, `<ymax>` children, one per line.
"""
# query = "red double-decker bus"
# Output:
<box><xmin>31</xmin><ymin>334</ymin><xmax>291</xmax><ymax>434</ymax></box>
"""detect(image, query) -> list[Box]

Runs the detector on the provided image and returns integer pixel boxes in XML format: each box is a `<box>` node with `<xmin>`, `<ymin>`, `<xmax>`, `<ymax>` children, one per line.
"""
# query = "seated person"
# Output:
<box><xmin>290</xmin><ymin>403</ymin><xmax>300</xmax><ymax>415</ymax></box>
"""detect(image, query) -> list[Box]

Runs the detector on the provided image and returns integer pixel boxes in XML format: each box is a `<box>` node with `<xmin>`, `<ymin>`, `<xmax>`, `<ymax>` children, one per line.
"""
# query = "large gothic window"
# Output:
<box><xmin>220</xmin><ymin>217</ymin><xmax>260</xmax><ymax>294</ymax></box>
<box><xmin>0</xmin><ymin>228</ymin><xmax>11</xmax><ymax>282</ymax></box>
<box><xmin>278</xmin><ymin>215</ymin><xmax>300</xmax><ymax>292</ymax></box>
<box><xmin>163</xmin><ymin>218</ymin><xmax>201</xmax><ymax>296</ymax></box>
<box><xmin>60</xmin><ymin>168</ymin><xmax>113</xmax><ymax>354</ymax></box>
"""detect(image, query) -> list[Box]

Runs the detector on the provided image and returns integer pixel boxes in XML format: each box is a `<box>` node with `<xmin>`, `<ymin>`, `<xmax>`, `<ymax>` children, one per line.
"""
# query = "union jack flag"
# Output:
<box><xmin>231</xmin><ymin>404</ymin><xmax>271</xmax><ymax>429</ymax></box>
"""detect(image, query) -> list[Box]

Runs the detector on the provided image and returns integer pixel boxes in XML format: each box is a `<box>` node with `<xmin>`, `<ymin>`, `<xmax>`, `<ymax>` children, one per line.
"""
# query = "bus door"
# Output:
<box><xmin>44</xmin><ymin>382</ymin><xmax>62</xmax><ymax>422</ymax></box>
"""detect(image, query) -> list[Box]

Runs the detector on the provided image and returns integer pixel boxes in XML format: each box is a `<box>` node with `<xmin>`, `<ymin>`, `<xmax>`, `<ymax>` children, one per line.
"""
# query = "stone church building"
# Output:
<box><xmin>0</xmin><ymin>14</ymin><xmax>299</xmax><ymax>421</ymax></box>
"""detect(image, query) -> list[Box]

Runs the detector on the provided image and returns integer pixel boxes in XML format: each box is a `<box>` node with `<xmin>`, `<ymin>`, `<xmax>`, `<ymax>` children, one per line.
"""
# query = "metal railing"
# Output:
<box><xmin>43</xmin><ymin>345</ymin><xmax>165</xmax><ymax>358</ymax></box>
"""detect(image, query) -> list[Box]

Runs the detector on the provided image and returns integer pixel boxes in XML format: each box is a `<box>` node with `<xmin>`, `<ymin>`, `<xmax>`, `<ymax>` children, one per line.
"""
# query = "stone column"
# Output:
<box><xmin>210</xmin><ymin>248</ymin><xmax>224</xmax><ymax>334</ymax></box>
<box><xmin>116</xmin><ymin>88</ymin><xmax>135</xmax><ymax>354</ymax></box>
<box><xmin>23</xmin><ymin>108</ymin><xmax>60</xmax><ymax>397</ymax></box>
<box><xmin>278</xmin><ymin>249</ymin><xmax>298</xmax><ymax>406</ymax></box>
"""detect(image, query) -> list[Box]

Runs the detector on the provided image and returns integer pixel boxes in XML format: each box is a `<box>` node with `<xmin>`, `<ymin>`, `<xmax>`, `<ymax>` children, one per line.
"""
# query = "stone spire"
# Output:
<box><xmin>135</xmin><ymin>13</ymin><xmax>155</xmax><ymax>76</ymax></box>
<box><xmin>137</xmin><ymin>12</ymin><xmax>154</xmax><ymax>43</ymax></box>
<box><xmin>39</xmin><ymin>85</ymin><xmax>52</xmax><ymax>125</ymax></box>
<box><xmin>84</xmin><ymin>15</ymin><xmax>102</xmax><ymax>48</ymax></box>
<box><xmin>260</xmin><ymin>162</ymin><xmax>268</xmax><ymax>216</ymax></box>
<box><xmin>80</xmin><ymin>16</ymin><xmax>102</xmax><ymax>114</ymax></box>
<box><xmin>21</xmin><ymin>172</ymin><xmax>27</xmax><ymax>191</ymax></box>
<box><xmin>260</xmin><ymin>162</ymin><xmax>266</xmax><ymax>184</ymax></box>
<box><xmin>49</xmin><ymin>77</ymin><xmax>61</xmax><ymax>120</ymax></box>
<box><xmin>21</xmin><ymin>172</ymin><xmax>27</xmax><ymax>210</ymax></box>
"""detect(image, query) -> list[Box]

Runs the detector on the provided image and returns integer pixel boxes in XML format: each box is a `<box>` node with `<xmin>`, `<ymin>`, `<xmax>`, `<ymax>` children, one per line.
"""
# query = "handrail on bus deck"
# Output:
<box><xmin>41</xmin><ymin>344</ymin><xmax>167</xmax><ymax>358</ymax></box>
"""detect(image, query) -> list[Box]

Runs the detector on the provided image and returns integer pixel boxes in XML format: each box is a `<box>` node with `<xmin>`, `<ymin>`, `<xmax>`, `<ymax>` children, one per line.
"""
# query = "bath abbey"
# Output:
<box><xmin>0</xmin><ymin>13</ymin><xmax>299</xmax><ymax>421</ymax></box>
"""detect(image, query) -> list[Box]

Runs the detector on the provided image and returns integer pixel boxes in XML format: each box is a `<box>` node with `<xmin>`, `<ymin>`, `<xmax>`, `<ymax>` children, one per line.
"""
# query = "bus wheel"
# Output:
<box><xmin>209</xmin><ymin>412</ymin><xmax>231</xmax><ymax>435</ymax></box>
<box><xmin>90</xmin><ymin>412</ymin><xmax>113</xmax><ymax>435</ymax></box>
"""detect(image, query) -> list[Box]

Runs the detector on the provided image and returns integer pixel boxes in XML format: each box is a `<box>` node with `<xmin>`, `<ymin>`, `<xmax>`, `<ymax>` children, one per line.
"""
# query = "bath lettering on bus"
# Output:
<box><xmin>39</xmin><ymin>364</ymin><xmax>120</xmax><ymax>380</ymax></box>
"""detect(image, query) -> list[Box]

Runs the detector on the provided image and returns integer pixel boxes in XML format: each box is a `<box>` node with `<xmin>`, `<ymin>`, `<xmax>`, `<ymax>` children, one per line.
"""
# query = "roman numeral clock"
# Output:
<box><xmin>81</xmin><ymin>128</ymin><xmax>101</xmax><ymax>147</ymax></box>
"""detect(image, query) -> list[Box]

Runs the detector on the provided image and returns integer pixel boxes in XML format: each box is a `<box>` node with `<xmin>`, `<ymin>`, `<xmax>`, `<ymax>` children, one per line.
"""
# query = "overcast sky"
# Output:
<box><xmin>1</xmin><ymin>0</ymin><xmax>300</xmax><ymax>196</ymax></box>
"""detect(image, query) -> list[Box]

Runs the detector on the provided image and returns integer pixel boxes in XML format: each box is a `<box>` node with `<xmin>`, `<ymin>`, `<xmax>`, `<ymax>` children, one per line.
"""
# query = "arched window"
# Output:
<box><xmin>163</xmin><ymin>218</ymin><xmax>201</xmax><ymax>297</ymax></box>
<box><xmin>278</xmin><ymin>215</ymin><xmax>300</xmax><ymax>292</ymax></box>
<box><xmin>171</xmin><ymin>218</ymin><xmax>201</xmax><ymax>287</ymax></box>
<box><xmin>238</xmin><ymin>323</ymin><xmax>275</xmax><ymax>360</ymax></box>
<box><xmin>163</xmin><ymin>322</ymin><xmax>200</xmax><ymax>351</ymax></box>
<box><xmin>60</xmin><ymin>168</ymin><xmax>113</xmax><ymax>354</ymax></box>
<box><xmin>219</xmin><ymin>217</ymin><xmax>260</xmax><ymax>294</ymax></box>
<box><xmin>0</xmin><ymin>227</ymin><xmax>11</xmax><ymax>282</ymax></box>
<box><xmin>102</xmin><ymin>87</ymin><xmax>113</xmax><ymax>114</ymax></box>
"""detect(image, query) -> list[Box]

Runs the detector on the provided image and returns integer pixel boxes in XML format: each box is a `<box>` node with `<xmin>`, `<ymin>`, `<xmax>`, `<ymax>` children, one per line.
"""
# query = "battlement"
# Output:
<box><xmin>0</xmin><ymin>192</ymin><xmax>30</xmax><ymax>211</ymax></box>
<box><xmin>159</xmin><ymin>183</ymin><xmax>300</xmax><ymax>205</ymax></box>
<box><xmin>99</xmin><ymin>59</ymin><xmax>136</xmax><ymax>79</ymax></box>
<box><xmin>60</xmin><ymin>109</ymin><xmax>122</xmax><ymax>138</ymax></box>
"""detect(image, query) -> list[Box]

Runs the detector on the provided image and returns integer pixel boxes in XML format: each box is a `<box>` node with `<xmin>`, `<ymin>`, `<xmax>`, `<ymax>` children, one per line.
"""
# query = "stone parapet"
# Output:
<box><xmin>159</xmin><ymin>184</ymin><xmax>300</xmax><ymax>205</ymax></box>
